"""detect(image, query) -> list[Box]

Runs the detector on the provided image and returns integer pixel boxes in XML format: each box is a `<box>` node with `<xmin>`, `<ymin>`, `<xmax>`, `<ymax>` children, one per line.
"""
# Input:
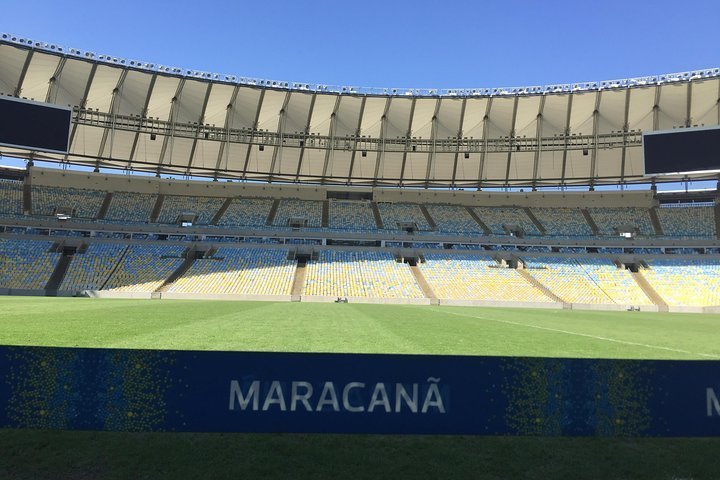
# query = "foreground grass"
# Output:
<box><xmin>1</xmin><ymin>296</ymin><xmax>720</xmax><ymax>359</ymax></box>
<box><xmin>1</xmin><ymin>429</ymin><xmax>718</xmax><ymax>480</ymax></box>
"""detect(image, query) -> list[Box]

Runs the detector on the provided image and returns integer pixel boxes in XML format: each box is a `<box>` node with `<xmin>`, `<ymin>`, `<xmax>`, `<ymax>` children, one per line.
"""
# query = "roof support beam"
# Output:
<box><xmin>268</xmin><ymin>91</ymin><xmax>292</xmax><ymax>182</ymax></box>
<box><xmin>372</xmin><ymin>97</ymin><xmax>393</xmax><ymax>186</ymax></box>
<box><xmin>128</xmin><ymin>73</ymin><xmax>158</xmax><ymax>169</ymax></box>
<box><xmin>13</xmin><ymin>49</ymin><xmax>34</xmax><ymax>97</ymax></box>
<box><xmin>321</xmin><ymin>96</ymin><xmax>342</xmax><ymax>183</ymax></box>
<box><xmin>589</xmin><ymin>90</ymin><xmax>602</xmax><ymax>184</ymax></box>
<box><xmin>241</xmin><ymin>89</ymin><xmax>266</xmax><ymax>180</ymax></box>
<box><xmin>449</xmin><ymin>98</ymin><xmax>467</xmax><ymax>188</ymax></box>
<box><xmin>686</xmin><ymin>81</ymin><xmax>693</xmax><ymax>127</ymax></box>
<box><xmin>619</xmin><ymin>88</ymin><xmax>631</xmax><ymax>183</ymax></box>
<box><xmin>503</xmin><ymin>96</ymin><xmax>520</xmax><ymax>185</ymax></box>
<box><xmin>560</xmin><ymin>93</ymin><xmax>574</xmax><ymax>186</ymax></box>
<box><xmin>156</xmin><ymin>78</ymin><xmax>186</xmax><ymax>174</ymax></box>
<box><xmin>44</xmin><ymin>57</ymin><xmax>67</xmax><ymax>104</ymax></box>
<box><xmin>65</xmin><ymin>62</ymin><xmax>98</xmax><ymax>166</ymax></box>
<box><xmin>294</xmin><ymin>93</ymin><xmax>317</xmax><ymax>182</ymax></box>
<box><xmin>346</xmin><ymin>97</ymin><xmax>367</xmax><ymax>184</ymax></box>
<box><xmin>531</xmin><ymin>96</ymin><xmax>546</xmax><ymax>189</ymax></box>
<box><xmin>212</xmin><ymin>85</ymin><xmax>241</xmax><ymax>179</ymax></box>
<box><xmin>652</xmin><ymin>85</ymin><xmax>661</xmax><ymax>131</ymax></box>
<box><xmin>476</xmin><ymin>98</ymin><xmax>493</xmax><ymax>189</ymax></box>
<box><xmin>398</xmin><ymin>97</ymin><xmax>417</xmax><ymax>185</ymax></box>
<box><xmin>96</xmin><ymin>69</ymin><xmax>129</xmax><ymax>167</ymax></box>
<box><xmin>185</xmin><ymin>82</ymin><xmax>214</xmax><ymax>174</ymax></box>
<box><xmin>422</xmin><ymin>98</ymin><xmax>442</xmax><ymax>187</ymax></box>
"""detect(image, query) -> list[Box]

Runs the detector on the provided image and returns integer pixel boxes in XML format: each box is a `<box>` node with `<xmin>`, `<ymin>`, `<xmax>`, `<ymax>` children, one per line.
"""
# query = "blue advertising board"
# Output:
<box><xmin>1</xmin><ymin>345</ymin><xmax>719</xmax><ymax>436</ymax></box>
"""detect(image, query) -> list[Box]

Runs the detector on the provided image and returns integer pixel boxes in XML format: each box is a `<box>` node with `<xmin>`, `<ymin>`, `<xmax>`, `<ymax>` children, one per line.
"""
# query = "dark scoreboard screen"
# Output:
<box><xmin>643</xmin><ymin>126</ymin><xmax>720</xmax><ymax>175</ymax></box>
<box><xmin>0</xmin><ymin>96</ymin><xmax>72</xmax><ymax>153</ymax></box>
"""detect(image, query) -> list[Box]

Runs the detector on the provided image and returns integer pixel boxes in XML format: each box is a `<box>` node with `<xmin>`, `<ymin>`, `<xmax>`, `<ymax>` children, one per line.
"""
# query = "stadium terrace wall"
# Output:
<box><xmin>29</xmin><ymin>167</ymin><xmax>657</xmax><ymax>208</ymax></box>
<box><xmin>4</xmin><ymin>345</ymin><xmax>720</xmax><ymax>436</ymax></box>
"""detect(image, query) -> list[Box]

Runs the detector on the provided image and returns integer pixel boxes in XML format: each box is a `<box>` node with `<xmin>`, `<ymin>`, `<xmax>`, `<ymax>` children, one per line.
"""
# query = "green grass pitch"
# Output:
<box><xmin>2</xmin><ymin>296</ymin><xmax>720</xmax><ymax>479</ymax></box>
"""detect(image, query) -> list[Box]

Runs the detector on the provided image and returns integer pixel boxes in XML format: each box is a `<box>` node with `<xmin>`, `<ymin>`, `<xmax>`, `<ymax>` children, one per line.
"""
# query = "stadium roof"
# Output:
<box><xmin>1</xmin><ymin>33</ymin><xmax>719</xmax><ymax>188</ymax></box>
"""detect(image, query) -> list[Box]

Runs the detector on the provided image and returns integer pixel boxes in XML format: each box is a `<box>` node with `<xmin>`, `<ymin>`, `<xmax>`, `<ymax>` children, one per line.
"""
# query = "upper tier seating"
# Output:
<box><xmin>642</xmin><ymin>258</ymin><xmax>720</xmax><ymax>307</ymax></box>
<box><xmin>32</xmin><ymin>186</ymin><xmax>106</xmax><ymax>218</ymax></box>
<box><xmin>105</xmin><ymin>192</ymin><xmax>158</xmax><ymax>223</ymax></box>
<box><xmin>377</xmin><ymin>203</ymin><xmax>431</xmax><ymax>231</ymax></box>
<box><xmin>657</xmin><ymin>205</ymin><xmax>716</xmax><ymax>238</ymax></box>
<box><xmin>0</xmin><ymin>238</ymin><xmax>60</xmax><ymax>289</ymax></box>
<box><xmin>157</xmin><ymin>195</ymin><xmax>225</xmax><ymax>225</ymax></box>
<box><xmin>273</xmin><ymin>199</ymin><xmax>323</xmax><ymax>228</ymax></box>
<box><xmin>588</xmin><ymin>207</ymin><xmax>654</xmax><ymax>236</ymax></box>
<box><xmin>60</xmin><ymin>243</ymin><xmax>127</xmax><ymax>291</ymax></box>
<box><xmin>472</xmin><ymin>207</ymin><xmax>539</xmax><ymax>235</ymax></box>
<box><xmin>425</xmin><ymin>205</ymin><xmax>484</xmax><ymax>234</ymax></box>
<box><xmin>522</xmin><ymin>256</ymin><xmax>651</xmax><ymax>305</ymax></box>
<box><xmin>419</xmin><ymin>253</ymin><xmax>552</xmax><ymax>303</ymax></box>
<box><xmin>168</xmin><ymin>247</ymin><xmax>296</xmax><ymax>295</ymax></box>
<box><xmin>304</xmin><ymin>250</ymin><xmax>424</xmax><ymax>298</ymax></box>
<box><xmin>0</xmin><ymin>179</ymin><xmax>23</xmax><ymax>215</ymax></box>
<box><xmin>217</xmin><ymin>198</ymin><xmax>274</xmax><ymax>227</ymax></box>
<box><xmin>328</xmin><ymin>200</ymin><xmax>377</xmax><ymax>230</ymax></box>
<box><xmin>104</xmin><ymin>244</ymin><xmax>185</xmax><ymax>292</ymax></box>
<box><xmin>531</xmin><ymin>208</ymin><xmax>593</xmax><ymax>237</ymax></box>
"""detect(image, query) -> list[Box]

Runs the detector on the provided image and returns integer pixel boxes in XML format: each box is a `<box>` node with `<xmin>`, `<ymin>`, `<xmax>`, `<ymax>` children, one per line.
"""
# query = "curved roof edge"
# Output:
<box><xmin>3</xmin><ymin>32</ymin><xmax>719</xmax><ymax>99</ymax></box>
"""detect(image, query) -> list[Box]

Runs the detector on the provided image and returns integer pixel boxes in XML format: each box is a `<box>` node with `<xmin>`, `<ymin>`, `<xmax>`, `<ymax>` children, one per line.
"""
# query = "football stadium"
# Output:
<box><xmin>1</xmin><ymin>4</ymin><xmax>720</xmax><ymax>477</ymax></box>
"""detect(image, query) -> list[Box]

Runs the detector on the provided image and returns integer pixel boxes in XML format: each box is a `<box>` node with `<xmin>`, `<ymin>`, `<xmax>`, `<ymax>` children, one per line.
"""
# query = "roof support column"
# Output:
<box><xmin>619</xmin><ymin>88</ymin><xmax>631</xmax><ymax>183</ymax></box>
<box><xmin>531</xmin><ymin>96</ymin><xmax>545</xmax><ymax>189</ymax></box>
<box><xmin>423</xmin><ymin>98</ymin><xmax>442</xmax><ymax>188</ymax></box>
<box><xmin>213</xmin><ymin>85</ymin><xmax>240</xmax><ymax>179</ymax></box>
<box><xmin>268</xmin><ymin>91</ymin><xmax>292</xmax><ymax>182</ymax></box>
<box><xmin>589</xmin><ymin>90</ymin><xmax>601</xmax><ymax>185</ymax></box>
<box><xmin>503</xmin><ymin>96</ymin><xmax>520</xmax><ymax>186</ymax></box>
<box><xmin>476</xmin><ymin>98</ymin><xmax>493</xmax><ymax>189</ymax></box>
<box><xmin>398</xmin><ymin>97</ymin><xmax>417</xmax><ymax>186</ymax></box>
<box><xmin>321</xmin><ymin>96</ymin><xmax>342</xmax><ymax>183</ymax></box>
<box><xmin>449</xmin><ymin>98</ymin><xmax>467</xmax><ymax>188</ymax></box>
<box><xmin>560</xmin><ymin>94</ymin><xmax>574</xmax><ymax>186</ymax></box>
<box><xmin>185</xmin><ymin>83</ymin><xmax>214</xmax><ymax>175</ymax></box>
<box><xmin>294</xmin><ymin>93</ymin><xmax>317</xmax><ymax>182</ymax></box>
<box><xmin>241</xmin><ymin>89</ymin><xmax>266</xmax><ymax>180</ymax></box>
<box><xmin>372</xmin><ymin>97</ymin><xmax>393</xmax><ymax>186</ymax></box>
<box><xmin>346</xmin><ymin>97</ymin><xmax>367</xmax><ymax>184</ymax></box>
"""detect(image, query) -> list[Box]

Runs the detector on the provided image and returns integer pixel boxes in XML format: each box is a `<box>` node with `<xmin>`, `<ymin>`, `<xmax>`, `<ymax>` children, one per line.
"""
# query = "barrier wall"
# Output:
<box><xmin>2</xmin><ymin>345</ymin><xmax>720</xmax><ymax>436</ymax></box>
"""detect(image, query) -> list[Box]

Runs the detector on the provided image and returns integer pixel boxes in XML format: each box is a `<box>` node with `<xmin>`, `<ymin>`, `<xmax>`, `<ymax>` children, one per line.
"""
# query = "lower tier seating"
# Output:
<box><xmin>0</xmin><ymin>239</ymin><xmax>60</xmax><ymax>290</ymax></box>
<box><xmin>304</xmin><ymin>250</ymin><xmax>424</xmax><ymax>298</ymax></box>
<box><xmin>60</xmin><ymin>243</ymin><xmax>128</xmax><ymax>291</ymax></box>
<box><xmin>104</xmin><ymin>244</ymin><xmax>186</xmax><ymax>292</ymax></box>
<box><xmin>419</xmin><ymin>253</ymin><xmax>553</xmax><ymax>303</ymax></box>
<box><xmin>168</xmin><ymin>247</ymin><xmax>296</xmax><ymax>295</ymax></box>
<box><xmin>642</xmin><ymin>258</ymin><xmax>720</xmax><ymax>307</ymax></box>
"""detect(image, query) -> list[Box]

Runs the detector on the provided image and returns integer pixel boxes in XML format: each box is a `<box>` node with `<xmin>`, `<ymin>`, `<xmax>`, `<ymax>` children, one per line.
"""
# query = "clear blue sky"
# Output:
<box><xmin>3</xmin><ymin>0</ymin><xmax>719</xmax><ymax>89</ymax></box>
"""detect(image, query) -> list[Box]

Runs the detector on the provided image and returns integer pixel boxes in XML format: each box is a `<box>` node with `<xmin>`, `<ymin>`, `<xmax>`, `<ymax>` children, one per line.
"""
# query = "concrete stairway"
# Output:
<box><xmin>150</xmin><ymin>195</ymin><xmax>165</xmax><ymax>223</ymax></box>
<box><xmin>321</xmin><ymin>200</ymin><xmax>329</xmax><ymax>228</ymax></box>
<box><xmin>96</xmin><ymin>192</ymin><xmax>113</xmax><ymax>220</ymax></box>
<box><xmin>523</xmin><ymin>207</ymin><xmax>546</xmax><ymax>235</ymax></box>
<box><xmin>22</xmin><ymin>182</ymin><xmax>32</xmax><ymax>215</ymax></box>
<box><xmin>44</xmin><ymin>255</ymin><xmax>73</xmax><ymax>294</ymax></box>
<box><xmin>291</xmin><ymin>262</ymin><xmax>307</xmax><ymax>299</ymax></box>
<box><xmin>465</xmin><ymin>206</ymin><xmax>492</xmax><ymax>234</ymax></box>
<box><xmin>419</xmin><ymin>205</ymin><xmax>437</xmax><ymax>231</ymax></box>
<box><xmin>266</xmin><ymin>199</ymin><xmax>280</xmax><ymax>226</ymax></box>
<box><xmin>409</xmin><ymin>264</ymin><xmax>438</xmax><ymax>304</ymax></box>
<box><xmin>581</xmin><ymin>208</ymin><xmax>600</xmax><ymax>235</ymax></box>
<box><xmin>371</xmin><ymin>202</ymin><xmax>384</xmax><ymax>229</ymax></box>
<box><xmin>517</xmin><ymin>268</ymin><xmax>567</xmax><ymax>306</ymax></box>
<box><xmin>649</xmin><ymin>207</ymin><xmax>664</xmax><ymax>235</ymax></box>
<box><xmin>632</xmin><ymin>271</ymin><xmax>668</xmax><ymax>312</ymax></box>
<box><xmin>210</xmin><ymin>197</ymin><xmax>233</xmax><ymax>225</ymax></box>
<box><xmin>715</xmin><ymin>202</ymin><xmax>720</xmax><ymax>239</ymax></box>
<box><xmin>155</xmin><ymin>253</ymin><xmax>196</xmax><ymax>293</ymax></box>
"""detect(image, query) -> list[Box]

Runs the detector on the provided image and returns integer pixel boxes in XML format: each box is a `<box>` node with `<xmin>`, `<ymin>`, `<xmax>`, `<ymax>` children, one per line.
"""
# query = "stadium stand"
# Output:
<box><xmin>642</xmin><ymin>258</ymin><xmax>720</xmax><ymax>307</ymax></box>
<box><xmin>157</xmin><ymin>195</ymin><xmax>225</xmax><ymax>225</ymax></box>
<box><xmin>105</xmin><ymin>192</ymin><xmax>158</xmax><ymax>223</ymax></box>
<box><xmin>304</xmin><ymin>250</ymin><xmax>424</xmax><ymax>298</ymax></box>
<box><xmin>168</xmin><ymin>248</ymin><xmax>296</xmax><ymax>295</ymax></box>
<box><xmin>328</xmin><ymin>200</ymin><xmax>377</xmax><ymax>231</ymax></box>
<box><xmin>472</xmin><ymin>207</ymin><xmax>540</xmax><ymax>235</ymax></box>
<box><xmin>377</xmin><ymin>203</ymin><xmax>431</xmax><ymax>231</ymax></box>
<box><xmin>425</xmin><ymin>205</ymin><xmax>484</xmax><ymax>234</ymax></box>
<box><xmin>104</xmin><ymin>244</ymin><xmax>186</xmax><ymax>292</ymax></box>
<box><xmin>522</xmin><ymin>256</ymin><xmax>651</xmax><ymax>305</ymax></box>
<box><xmin>588</xmin><ymin>207</ymin><xmax>655</xmax><ymax>236</ymax></box>
<box><xmin>60</xmin><ymin>243</ymin><xmax>127</xmax><ymax>291</ymax></box>
<box><xmin>217</xmin><ymin>198</ymin><xmax>274</xmax><ymax>227</ymax></box>
<box><xmin>531</xmin><ymin>208</ymin><xmax>593</xmax><ymax>237</ymax></box>
<box><xmin>0</xmin><ymin>238</ymin><xmax>60</xmax><ymax>290</ymax></box>
<box><xmin>657</xmin><ymin>204</ymin><xmax>716</xmax><ymax>238</ymax></box>
<box><xmin>273</xmin><ymin>199</ymin><xmax>323</xmax><ymax>228</ymax></box>
<box><xmin>0</xmin><ymin>179</ymin><xmax>24</xmax><ymax>215</ymax></box>
<box><xmin>32</xmin><ymin>186</ymin><xmax>106</xmax><ymax>218</ymax></box>
<box><xmin>419</xmin><ymin>253</ymin><xmax>553</xmax><ymax>303</ymax></box>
